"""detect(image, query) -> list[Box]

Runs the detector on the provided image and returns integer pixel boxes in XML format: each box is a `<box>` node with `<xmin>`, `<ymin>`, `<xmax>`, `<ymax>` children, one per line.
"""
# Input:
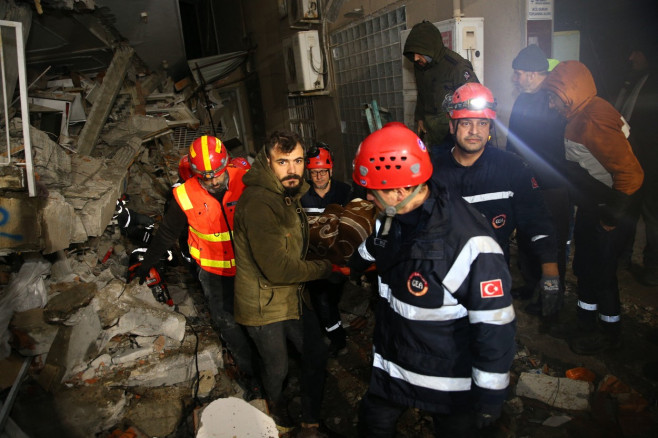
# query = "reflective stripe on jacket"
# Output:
<box><xmin>173</xmin><ymin>166</ymin><xmax>246</xmax><ymax>275</ymax></box>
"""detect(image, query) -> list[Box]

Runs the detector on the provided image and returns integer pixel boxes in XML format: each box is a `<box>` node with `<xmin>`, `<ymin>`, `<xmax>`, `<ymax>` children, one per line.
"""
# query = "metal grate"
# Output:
<box><xmin>288</xmin><ymin>96</ymin><xmax>316</xmax><ymax>149</ymax></box>
<box><xmin>330</xmin><ymin>6</ymin><xmax>406</xmax><ymax>155</ymax></box>
<box><xmin>172</xmin><ymin>126</ymin><xmax>215</xmax><ymax>149</ymax></box>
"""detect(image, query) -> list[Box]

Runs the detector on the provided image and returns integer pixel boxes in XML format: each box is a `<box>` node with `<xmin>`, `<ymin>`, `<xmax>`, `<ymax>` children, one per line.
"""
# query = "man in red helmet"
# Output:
<box><xmin>431</xmin><ymin>83</ymin><xmax>561</xmax><ymax>320</ymax></box>
<box><xmin>301</xmin><ymin>143</ymin><xmax>353</xmax><ymax>357</ymax></box>
<box><xmin>349</xmin><ymin>123</ymin><xmax>515</xmax><ymax>435</ymax></box>
<box><xmin>130</xmin><ymin>135</ymin><xmax>262</xmax><ymax>400</ymax></box>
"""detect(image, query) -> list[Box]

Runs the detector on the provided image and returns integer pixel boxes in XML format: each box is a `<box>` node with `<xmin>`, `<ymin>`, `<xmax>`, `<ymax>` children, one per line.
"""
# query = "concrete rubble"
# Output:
<box><xmin>515</xmin><ymin>372</ymin><xmax>593</xmax><ymax>411</ymax></box>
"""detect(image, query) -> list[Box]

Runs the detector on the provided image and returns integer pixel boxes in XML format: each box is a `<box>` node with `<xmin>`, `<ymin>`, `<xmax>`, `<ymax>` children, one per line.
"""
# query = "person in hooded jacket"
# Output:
<box><xmin>403</xmin><ymin>21</ymin><xmax>478</xmax><ymax>149</ymax></box>
<box><xmin>542</xmin><ymin>60</ymin><xmax>644</xmax><ymax>355</ymax></box>
<box><xmin>233</xmin><ymin>130</ymin><xmax>340</xmax><ymax>437</ymax></box>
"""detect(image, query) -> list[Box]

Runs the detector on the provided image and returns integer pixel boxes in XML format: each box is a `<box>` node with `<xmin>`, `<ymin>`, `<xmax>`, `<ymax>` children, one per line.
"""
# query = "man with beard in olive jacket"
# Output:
<box><xmin>233</xmin><ymin>130</ymin><xmax>339</xmax><ymax>437</ymax></box>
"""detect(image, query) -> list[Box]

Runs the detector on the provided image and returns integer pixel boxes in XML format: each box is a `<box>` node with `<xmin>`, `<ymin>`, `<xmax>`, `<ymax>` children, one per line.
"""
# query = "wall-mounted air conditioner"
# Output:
<box><xmin>289</xmin><ymin>0</ymin><xmax>320</xmax><ymax>25</ymax></box>
<box><xmin>282</xmin><ymin>30</ymin><xmax>325</xmax><ymax>93</ymax></box>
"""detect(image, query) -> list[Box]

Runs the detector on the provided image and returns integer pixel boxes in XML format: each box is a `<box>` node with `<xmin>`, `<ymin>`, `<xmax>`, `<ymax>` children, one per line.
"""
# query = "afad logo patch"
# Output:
<box><xmin>480</xmin><ymin>279</ymin><xmax>504</xmax><ymax>298</ymax></box>
<box><xmin>492</xmin><ymin>214</ymin><xmax>506</xmax><ymax>229</ymax></box>
<box><xmin>407</xmin><ymin>272</ymin><xmax>429</xmax><ymax>297</ymax></box>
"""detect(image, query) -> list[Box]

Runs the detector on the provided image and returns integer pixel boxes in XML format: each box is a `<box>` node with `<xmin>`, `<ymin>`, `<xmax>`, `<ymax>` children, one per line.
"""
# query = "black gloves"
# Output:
<box><xmin>127</xmin><ymin>262</ymin><xmax>150</xmax><ymax>285</ymax></box>
<box><xmin>539</xmin><ymin>274</ymin><xmax>561</xmax><ymax>317</ymax></box>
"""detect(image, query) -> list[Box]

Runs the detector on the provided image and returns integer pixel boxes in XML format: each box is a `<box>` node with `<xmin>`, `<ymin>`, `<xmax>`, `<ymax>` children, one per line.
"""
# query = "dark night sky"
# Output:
<box><xmin>554</xmin><ymin>0</ymin><xmax>658</xmax><ymax>100</ymax></box>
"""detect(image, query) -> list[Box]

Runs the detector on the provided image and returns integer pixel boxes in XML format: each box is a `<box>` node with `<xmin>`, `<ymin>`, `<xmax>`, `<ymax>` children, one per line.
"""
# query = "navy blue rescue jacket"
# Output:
<box><xmin>349</xmin><ymin>181</ymin><xmax>516</xmax><ymax>414</ymax></box>
<box><xmin>301</xmin><ymin>179</ymin><xmax>352</xmax><ymax>214</ymax></box>
<box><xmin>432</xmin><ymin>145</ymin><xmax>557</xmax><ymax>265</ymax></box>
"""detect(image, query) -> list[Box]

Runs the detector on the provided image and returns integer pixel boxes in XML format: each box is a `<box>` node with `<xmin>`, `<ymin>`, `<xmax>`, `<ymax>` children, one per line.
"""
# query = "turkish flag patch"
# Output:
<box><xmin>480</xmin><ymin>279</ymin><xmax>504</xmax><ymax>298</ymax></box>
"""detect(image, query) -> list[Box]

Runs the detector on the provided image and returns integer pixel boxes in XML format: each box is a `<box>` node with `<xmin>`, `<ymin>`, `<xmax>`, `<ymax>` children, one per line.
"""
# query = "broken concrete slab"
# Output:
<box><xmin>124</xmin><ymin>388</ymin><xmax>184</xmax><ymax>438</ymax></box>
<box><xmin>43</xmin><ymin>304</ymin><xmax>102</xmax><ymax>383</ymax></box>
<box><xmin>116</xmin><ymin>342</ymin><xmax>222</xmax><ymax>387</ymax></box>
<box><xmin>30</xmin><ymin>126</ymin><xmax>72</xmax><ymax>188</ymax></box>
<box><xmin>196</xmin><ymin>397</ymin><xmax>278</xmax><ymax>438</ymax></box>
<box><xmin>43</xmin><ymin>282</ymin><xmax>97</xmax><ymax>323</ymax></box>
<box><xmin>52</xmin><ymin>384</ymin><xmax>128</xmax><ymax>438</ymax></box>
<box><xmin>9</xmin><ymin>308</ymin><xmax>59</xmax><ymax>356</ymax></box>
<box><xmin>0</xmin><ymin>194</ymin><xmax>42</xmax><ymax>255</ymax></box>
<box><xmin>196</xmin><ymin>369</ymin><xmax>216</xmax><ymax>399</ymax></box>
<box><xmin>516</xmin><ymin>372</ymin><xmax>593</xmax><ymax>411</ymax></box>
<box><xmin>77</xmin><ymin>46</ymin><xmax>135</xmax><ymax>156</ymax></box>
<box><xmin>111</xmin><ymin>304</ymin><xmax>186</xmax><ymax>341</ymax></box>
<box><xmin>101</xmin><ymin>114</ymin><xmax>170</xmax><ymax>145</ymax></box>
<box><xmin>41</xmin><ymin>191</ymin><xmax>87</xmax><ymax>254</ymax></box>
<box><xmin>112</xmin><ymin>345</ymin><xmax>152</xmax><ymax>365</ymax></box>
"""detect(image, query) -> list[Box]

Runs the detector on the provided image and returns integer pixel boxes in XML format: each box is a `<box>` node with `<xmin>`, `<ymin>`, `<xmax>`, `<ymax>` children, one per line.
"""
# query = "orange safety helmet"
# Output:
<box><xmin>306</xmin><ymin>143</ymin><xmax>333</xmax><ymax>169</ymax></box>
<box><xmin>353</xmin><ymin>123</ymin><xmax>433</xmax><ymax>189</ymax></box>
<box><xmin>188</xmin><ymin>136</ymin><xmax>229</xmax><ymax>179</ymax></box>
<box><xmin>446</xmin><ymin>83</ymin><xmax>497</xmax><ymax>120</ymax></box>
<box><xmin>178</xmin><ymin>154</ymin><xmax>193</xmax><ymax>181</ymax></box>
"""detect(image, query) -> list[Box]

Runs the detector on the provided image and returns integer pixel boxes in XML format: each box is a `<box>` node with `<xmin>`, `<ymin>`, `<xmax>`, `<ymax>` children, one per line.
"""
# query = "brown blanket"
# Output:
<box><xmin>307</xmin><ymin>199</ymin><xmax>377</xmax><ymax>265</ymax></box>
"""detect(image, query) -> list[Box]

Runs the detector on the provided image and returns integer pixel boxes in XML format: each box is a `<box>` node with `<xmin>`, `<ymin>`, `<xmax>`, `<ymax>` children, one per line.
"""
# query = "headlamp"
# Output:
<box><xmin>451</xmin><ymin>97</ymin><xmax>498</xmax><ymax>111</ymax></box>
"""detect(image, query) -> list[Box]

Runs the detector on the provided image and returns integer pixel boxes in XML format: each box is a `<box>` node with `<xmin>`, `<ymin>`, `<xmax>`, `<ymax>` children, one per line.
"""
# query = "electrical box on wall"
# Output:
<box><xmin>289</xmin><ymin>0</ymin><xmax>320</xmax><ymax>25</ymax></box>
<box><xmin>400</xmin><ymin>17</ymin><xmax>484</xmax><ymax>127</ymax></box>
<box><xmin>436</xmin><ymin>17</ymin><xmax>484</xmax><ymax>83</ymax></box>
<box><xmin>283</xmin><ymin>30</ymin><xmax>325</xmax><ymax>93</ymax></box>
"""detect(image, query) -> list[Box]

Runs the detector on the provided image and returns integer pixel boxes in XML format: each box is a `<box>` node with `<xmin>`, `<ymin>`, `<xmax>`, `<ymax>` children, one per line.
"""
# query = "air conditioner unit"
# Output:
<box><xmin>282</xmin><ymin>30</ymin><xmax>325</xmax><ymax>93</ymax></box>
<box><xmin>289</xmin><ymin>0</ymin><xmax>320</xmax><ymax>25</ymax></box>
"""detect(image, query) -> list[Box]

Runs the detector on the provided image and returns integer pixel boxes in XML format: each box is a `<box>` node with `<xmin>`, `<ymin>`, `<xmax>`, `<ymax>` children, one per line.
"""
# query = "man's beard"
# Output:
<box><xmin>314</xmin><ymin>181</ymin><xmax>330</xmax><ymax>190</ymax></box>
<box><xmin>284</xmin><ymin>185</ymin><xmax>302</xmax><ymax>197</ymax></box>
<box><xmin>281</xmin><ymin>175</ymin><xmax>302</xmax><ymax>197</ymax></box>
<box><xmin>202</xmin><ymin>180</ymin><xmax>228</xmax><ymax>194</ymax></box>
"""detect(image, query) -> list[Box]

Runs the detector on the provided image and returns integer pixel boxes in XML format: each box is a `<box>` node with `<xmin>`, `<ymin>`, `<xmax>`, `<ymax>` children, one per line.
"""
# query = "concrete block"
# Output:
<box><xmin>115</xmin><ymin>305</ymin><xmax>186</xmax><ymax>341</ymax></box>
<box><xmin>112</xmin><ymin>345</ymin><xmax>152</xmax><ymax>364</ymax></box>
<box><xmin>196</xmin><ymin>397</ymin><xmax>278</xmax><ymax>438</ymax></box>
<box><xmin>196</xmin><ymin>369</ymin><xmax>216</xmax><ymax>398</ymax></box>
<box><xmin>516</xmin><ymin>372</ymin><xmax>593</xmax><ymax>411</ymax></box>
<box><xmin>53</xmin><ymin>385</ymin><xmax>128</xmax><ymax>437</ymax></box>
<box><xmin>0</xmin><ymin>194</ymin><xmax>42</xmax><ymax>255</ymax></box>
<box><xmin>30</xmin><ymin>125</ymin><xmax>72</xmax><ymax>188</ymax></box>
<box><xmin>41</xmin><ymin>192</ymin><xmax>78</xmax><ymax>254</ymax></box>
<box><xmin>43</xmin><ymin>304</ymin><xmax>102</xmax><ymax>382</ymax></box>
<box><xmin>9</xmin><ymin>308</ymin><xmax>59</xmax><ymax>356</ymax></box>
<box><xmin>77</xmin><ymin>46</ymin><xmax>135</xmax><ymax>155</ymax></box>
<box><xmin>118</xmin><ymin>342</ymin><xmax>221</xmax><ymax>387</ymax></box>
<box><xmin>124</xmin><ymin>389</ymin><xmax>183</xmax><ymax>438</ymax></box>
<box><xmin>93</xmin><ymin>279</ymin><xmax>128</xmax><ymax>328</ymax></box>
<box><xmin>44</xmin><ymin>282</ymin><xmax>97</xmax><ymax>323</ymax></box>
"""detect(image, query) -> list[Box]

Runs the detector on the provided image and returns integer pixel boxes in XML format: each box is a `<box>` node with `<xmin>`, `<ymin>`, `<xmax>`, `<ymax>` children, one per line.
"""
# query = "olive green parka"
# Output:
<box><xmin>233</xmin><ymin>147</ymin><xmax>332</xmax><ymax>326</ymax></box>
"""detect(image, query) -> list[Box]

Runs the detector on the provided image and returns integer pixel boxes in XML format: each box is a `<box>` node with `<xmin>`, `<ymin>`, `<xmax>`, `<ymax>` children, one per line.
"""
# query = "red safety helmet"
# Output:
<box><xmin>229</xmin><ymin>156</ymin><xmax>251</xmax><ymax>170</ymax></box>
<box><xmin>306</xmin><ymin>144</ymin><xmax>333</xmax><ymax>169</ymax></box>
<box><xmin>178</xmin><ymin>154</ymin><xmax>193</xmax><ymax>181</ymax></box>
<box><xmin>188</xmin><ymin>136</ymin><xmax>229</xmax><ymax>179</ymax></box>
<box><xmin>352</xmin><ymin>123</ymin><xmax>433</xmax><ymax>189</ymax></box>
<box><xmin>447</xmin><ymin>83</ymin><xmax>497</xmax><ymax>120</ymax></box>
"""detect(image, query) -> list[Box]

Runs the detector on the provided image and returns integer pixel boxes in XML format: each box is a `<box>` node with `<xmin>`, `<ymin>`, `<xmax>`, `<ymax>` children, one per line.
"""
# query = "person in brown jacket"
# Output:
<box><xmin>542</xmin><ymin>60</ymin><xmax>644</xmax><ymax>355</ymax></box>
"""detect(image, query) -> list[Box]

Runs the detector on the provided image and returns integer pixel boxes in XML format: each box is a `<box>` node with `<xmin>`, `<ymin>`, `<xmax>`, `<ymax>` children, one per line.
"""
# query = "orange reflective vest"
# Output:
<box><xmin>173</xmin><ymin>167</ymin><xmax>247</xmax><ymax>276</ymax></box>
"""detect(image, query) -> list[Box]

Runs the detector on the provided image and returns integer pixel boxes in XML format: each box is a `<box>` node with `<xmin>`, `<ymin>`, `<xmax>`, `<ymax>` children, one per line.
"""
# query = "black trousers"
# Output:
<box><xmin>246</xmin><ymin>302</ymin><xmax>328</xmax><ymax>423</ymax></box>
<box><xmin>572</xmin><ymin>204</ymin><xmax>624</xmax><ymax>333</ymax></box>
<box><xmin>197</xmin><ymin>269</ymin><xmax>259</xmax><ymax>377</ymax></box>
